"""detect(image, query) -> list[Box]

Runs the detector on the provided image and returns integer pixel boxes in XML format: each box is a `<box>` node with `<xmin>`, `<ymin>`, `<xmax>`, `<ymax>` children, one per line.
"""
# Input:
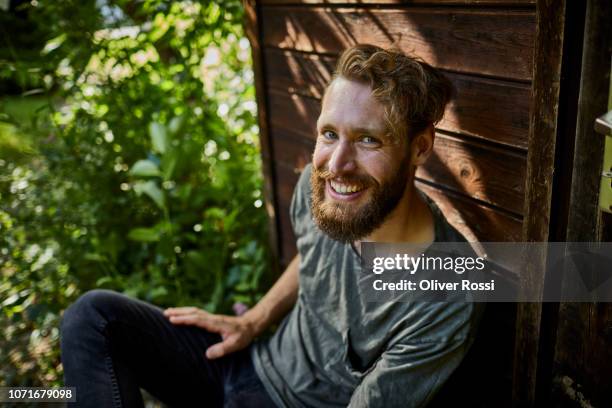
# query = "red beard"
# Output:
<box><xmin>309</xmin><ymin>160</ymin><xmax>410</xmax><ymax>243</ymax></box>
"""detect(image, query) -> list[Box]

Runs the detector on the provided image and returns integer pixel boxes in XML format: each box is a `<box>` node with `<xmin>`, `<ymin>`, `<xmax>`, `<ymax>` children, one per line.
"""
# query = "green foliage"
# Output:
<box><xmin>0</xmin><ymin>0</ymin><xmax>270</xmax><ymax>388</ymax></box>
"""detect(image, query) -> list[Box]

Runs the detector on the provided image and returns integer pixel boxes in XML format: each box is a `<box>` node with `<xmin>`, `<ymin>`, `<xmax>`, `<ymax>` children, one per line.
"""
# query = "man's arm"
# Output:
<box><xmin>164</xmin><ymin>254</ymin><xmax>300</xmax><ymax>359</ymax></box>
<box><xmin>242</xmin><ymin>254</ymin><xmax>300</xmax><ymax>335</ymax></box>
<box><xmin>347</xmin><ymin>336</ymin><xmax>469</xmax><ymax>408</ymax></box>
<box><xmin>348</xmin><ymin>300</ymin><xmax>482</xmax><ymax>408</ymax></box>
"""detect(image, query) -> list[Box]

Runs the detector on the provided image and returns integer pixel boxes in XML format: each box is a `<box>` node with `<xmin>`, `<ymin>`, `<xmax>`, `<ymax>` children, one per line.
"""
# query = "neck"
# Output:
<box><xmin>354</xmin><ymin>182</ymin><xmax>435</xmax><ymax>250</ymax></box>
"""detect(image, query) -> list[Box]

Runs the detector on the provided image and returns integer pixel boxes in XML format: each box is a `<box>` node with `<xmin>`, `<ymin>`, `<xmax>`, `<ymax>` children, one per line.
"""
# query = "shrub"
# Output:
<box><xmin>0</xmin><ymin>0</ymin><xmax>270</xmax><ymax>387</ymax></box>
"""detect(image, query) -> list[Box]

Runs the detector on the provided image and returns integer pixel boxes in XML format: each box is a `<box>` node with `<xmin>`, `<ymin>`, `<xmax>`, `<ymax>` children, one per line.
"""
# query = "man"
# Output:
<box><xmin>60</xmin><ymin>44</ymin><xmax>482</xmax><ymax>407</ymax></box>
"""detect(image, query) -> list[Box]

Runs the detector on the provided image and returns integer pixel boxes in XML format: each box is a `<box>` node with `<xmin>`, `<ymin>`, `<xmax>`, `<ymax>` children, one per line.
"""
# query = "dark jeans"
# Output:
<box><xmin>60</xmin><ymin>289</ymin><xmax>276</xmax><ymax>408</ymax></box>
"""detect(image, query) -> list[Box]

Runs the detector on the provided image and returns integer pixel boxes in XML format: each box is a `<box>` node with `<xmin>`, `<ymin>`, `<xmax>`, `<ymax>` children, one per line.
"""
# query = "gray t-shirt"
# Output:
<box><xmin>251</xmin><ymin>164</ymin><xmax>483</xmax><ymax>407</ymax></box>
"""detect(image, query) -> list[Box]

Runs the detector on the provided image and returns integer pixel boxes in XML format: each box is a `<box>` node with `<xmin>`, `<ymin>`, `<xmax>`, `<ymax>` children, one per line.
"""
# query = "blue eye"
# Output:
<box><xmin>361</xmin><ymin>136</ymin><xmax>380</xmax><ymax>145</ymax></box>
<box><xmin>322</xmin><ymin>130</ymin><xmax>337</xmax><ymax>140</ymax></box>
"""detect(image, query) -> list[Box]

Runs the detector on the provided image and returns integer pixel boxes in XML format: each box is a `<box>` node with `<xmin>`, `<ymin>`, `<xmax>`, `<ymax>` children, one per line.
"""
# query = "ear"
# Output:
<box><xmin>409</xmin><ymin>124</ymin><xmax>435</xmax><ymax>166</ymax></box>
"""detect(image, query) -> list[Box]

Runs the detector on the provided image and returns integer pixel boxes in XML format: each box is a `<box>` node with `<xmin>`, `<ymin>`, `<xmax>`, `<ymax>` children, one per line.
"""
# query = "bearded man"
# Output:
<box><xmin>60</xmin><ymin>44</ymin><xmax>483</xmax><ymax>408</ymax></box>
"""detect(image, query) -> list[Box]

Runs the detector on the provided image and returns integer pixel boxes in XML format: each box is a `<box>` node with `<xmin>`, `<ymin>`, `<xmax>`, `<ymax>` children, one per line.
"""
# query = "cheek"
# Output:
<box><xmin>358</xmin><ymin>150</ymin><xmax>399</xmax><ymax>183</ymax></box>
<box><xmin>312</xmin><ymin>143</ymin><xmax>330</xmax><ymax>169</ymax></box>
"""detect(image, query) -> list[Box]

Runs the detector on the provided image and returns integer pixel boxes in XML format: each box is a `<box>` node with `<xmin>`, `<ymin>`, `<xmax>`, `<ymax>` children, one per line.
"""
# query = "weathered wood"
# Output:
<box><xmin>264</xmin><ymin>49</ymin><xmax>532</xmax><ymax>149</ymax></box>
<box><xmin>513</xmin><ymin>0</ymin><xmax>566</xmax><ymax>406</ymax></box>
<box><xmin>267</xmin><ymin>90</ymin><xmax>319</xmax><ymax>140</ymax></box>
<box><xmin>417</xmin><ymin>182</ymin><xmax>523</xmax><ymax>242</ymax></box>
<box><xmin>268</xmin><ymin>91</ymin><xmax>527</xmax><ymax>214</ymax></box>
<box><xmin>244</xmin><ymin>0</ymin><xmax>282</xmax><ymax>270</ymax></box>
<box><xmin>418</xmin><ymin>133</ymin><xmax>526</xmax><ymax>215</ymax></box>
<box><xmin>264</xmin><ymin>49</ymin><xmax>334</xmax><ymax>100</ymax></box>
<box><xmin>442</xmin><ymin>75</ymin><xmax>531</xmax><ymax>150</ymax></box>
<box><xmin>553</xmin><ymin>0</ymin><xmax>612</xmax><ymax>405</ymax></box>
<box><xmin>564</xmin><ymin>0</ymin><xmax>611</xmax><ymax>243</ymax></box>
<box><xmin>261</xmin><ymin>6</ymin><xmax>535</xmax><ymax>81</ymax></box>
<box><xmin>552</xmin><ymin>303</ymin><xmax>612</xmax><ymax>406</ymax></box>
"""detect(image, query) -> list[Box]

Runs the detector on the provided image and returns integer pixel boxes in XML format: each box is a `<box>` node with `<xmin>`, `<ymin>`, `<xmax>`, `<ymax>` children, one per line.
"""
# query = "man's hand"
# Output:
<box><xmin>163</xmin><ymin>307</ymin><xmax>256</xmax><ymax>359</ymax></box>
<box><xmin>163</xmin><ymin>255</ymin><xmax>300</xmax><ymax>360</ymax></box>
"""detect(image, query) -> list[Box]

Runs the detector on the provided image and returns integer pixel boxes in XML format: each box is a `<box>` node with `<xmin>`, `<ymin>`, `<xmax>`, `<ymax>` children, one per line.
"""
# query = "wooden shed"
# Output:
<box><xmin>244</xmin><ymin>0</ymin><xmax>612</xmax><ymax>406</ymax></box>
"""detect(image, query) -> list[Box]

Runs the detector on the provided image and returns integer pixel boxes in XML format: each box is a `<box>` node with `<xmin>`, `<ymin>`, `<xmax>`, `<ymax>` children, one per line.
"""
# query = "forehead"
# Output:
<box><xmin>317</xmin><ymin>77</ymin><xmax>387</xmax><ymax>133</ymax></box>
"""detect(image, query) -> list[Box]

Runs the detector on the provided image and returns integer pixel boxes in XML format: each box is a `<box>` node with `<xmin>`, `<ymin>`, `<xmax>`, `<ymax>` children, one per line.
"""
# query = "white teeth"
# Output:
<box><xmin>330</xmin><ymin>181</ymin><xmax>362</xmax><ymax>194</ymax></box>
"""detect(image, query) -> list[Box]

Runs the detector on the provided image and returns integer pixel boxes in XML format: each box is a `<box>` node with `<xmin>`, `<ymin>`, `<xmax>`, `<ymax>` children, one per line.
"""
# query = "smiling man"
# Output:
<box><xmin>250</xmin><ymin>45</ymin><xmax>483</xmax><ymax>408</ymax></box>
<box><xmin>60</xmin><ymin>44</ymin><xmax>482</xmax><ymax>408</ymax></box>
<box><xmin>310</xmin><ymin>73</ymin><xmax>435</xmax><ymax>245</ymax></box>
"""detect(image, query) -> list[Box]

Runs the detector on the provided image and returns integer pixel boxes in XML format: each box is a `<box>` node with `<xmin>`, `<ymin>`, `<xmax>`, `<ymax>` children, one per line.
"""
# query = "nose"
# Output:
<box><xmin>328</xmin><ymin>139</ymin><xmax>356</xmax><ymax>175</ymax></box>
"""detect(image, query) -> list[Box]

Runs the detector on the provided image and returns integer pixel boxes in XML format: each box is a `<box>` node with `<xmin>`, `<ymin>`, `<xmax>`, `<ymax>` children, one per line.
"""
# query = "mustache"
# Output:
<box><xmin>312</xmin><ymin>165</ymin><xmax>375</xmax><ymax>186</ymax></box>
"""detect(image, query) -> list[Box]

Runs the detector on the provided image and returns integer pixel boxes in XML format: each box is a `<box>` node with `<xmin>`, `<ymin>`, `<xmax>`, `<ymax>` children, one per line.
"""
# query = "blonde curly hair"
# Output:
<box><xmin>332</xmin><ymin>44</ymin><xmax>454</xmax><ymax>141</ymax></box>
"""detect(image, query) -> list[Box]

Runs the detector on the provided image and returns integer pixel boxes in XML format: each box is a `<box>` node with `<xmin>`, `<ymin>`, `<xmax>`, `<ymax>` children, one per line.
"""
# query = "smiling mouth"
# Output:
<box><xmin>329</xmin><ymin>180</ymin><xmax>365</xmax><ymax>195</ymax></box>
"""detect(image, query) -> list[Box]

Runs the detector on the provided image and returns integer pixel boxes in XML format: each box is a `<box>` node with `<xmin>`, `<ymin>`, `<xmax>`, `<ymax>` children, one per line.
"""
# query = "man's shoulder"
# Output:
<box><xmin>417</xmin><ymin>188</ymin><xmax>468</xmax><ymax>243</ymax></box>
<box><xmin>289</xmin><ymin>164</ymin><xmax>315</xmax><ymax>240</ymax></box>
<box><xmin>296</xmin><ymin>163</ymin><xmax>313</xmax><ymax>195</ymax></box>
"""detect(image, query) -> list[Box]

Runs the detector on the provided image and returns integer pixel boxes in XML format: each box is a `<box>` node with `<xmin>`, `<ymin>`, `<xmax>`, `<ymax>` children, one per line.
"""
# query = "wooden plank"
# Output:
<box><xmin>418</xmin><ymin>133</ymin><xmax>526</xmax><ymax>215</ymax></box>
<box><xmin>264</xmin><ymin>49</ymin><xmax>531</xmax><ymax>148</ymax></box>
<box><xmin>554</xmin><ymin>0</ymin><xmax>612</xmax><ymax>405</ymax></box>
<box><xmin>244</xmin><ymin>0</ymin><xmax>283</xmax><ymax>270</ymax></box>
<box><xmin>268</xmin><ymin>92</ymin><xmax>527</xmax><ymax>214</ymax></box>
<box><xmin>564</xmin><ymin>0</ymin><xmax>610</xmax><ymax>240</ymax></box>
<box><xmin>445</xmin><ymin>75</ymin><xmax>530</xmax><ymax>150</ymax></box>
<box><xmin>263</xmin><ymin>0</ymin><xmax>534</xmax><ymax>5</ymax></box>
<box><xmin>261</xmin><ymin>7</ymin><xmax>535</xmax><ymax>81</ymax></box>
<box><xmin>417</xmin><ymin>182</ymin><xmax>522</xmax><ymax>242</ymax></box>
<box><xmin>267</xmin><ymin>90</ymin><xmax>319</xmax><ymax>141</ymax></box>
<box><xmin>513</xmin><ymin>0</ymin><xmax>566</xmax><ymax>406</ymax></box>
<box><xmin>264</xmin><ymin>49</ymin><xmax>334</xmax><ymax>100</ymax></box>
<box><xmin>552</xmin><ymin>304</ymin><xmax>612</xmax><ymax>406</ymax></box>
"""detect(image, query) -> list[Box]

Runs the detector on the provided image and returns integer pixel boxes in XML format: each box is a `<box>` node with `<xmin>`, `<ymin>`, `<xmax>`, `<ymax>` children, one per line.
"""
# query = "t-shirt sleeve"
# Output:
<box><xmin>289</xmin><ymin>164</ymin><xmax>313</xmax><ymax>240</ymax></box>
<box><xmin>347</xmin><ymin>301</ymin><xmax>481</xmax><ymax>408</ymax></box>
<box><xmin>347</xmin><ymin>336</ymin><xmax>471</xmax><ymax>408</ymax></box>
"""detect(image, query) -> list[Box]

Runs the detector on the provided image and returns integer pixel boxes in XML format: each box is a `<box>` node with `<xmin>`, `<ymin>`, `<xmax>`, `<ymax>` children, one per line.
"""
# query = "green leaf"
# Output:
<box><xmin>185</xmin><ymin>250</ymin><xmax>207</xmax><ymax>268</ymax></box>
<box><xmin>149</xmin><ymin>286</ymin><xmax>168</xmax><ymax>300</ymax></box>
<box><xmin>167</xmin><ymin>116</ymin><xmax>185</xmax><ymax>136</ymax></box>
<box><xmin>129</xmin><ymin>160</ymin><xmax>161</xmax><ymax>177</ymax></box>
<box><xmin>95</xmin><ymin>276</ymin><xmax>114</xmax><ymax>286</ymax></box>
<box><xmin>127</xmin><ymin>227</ymin><xmax>161</xmax><ymax>242</ymax></box>
<box><xmin>149</xmin><ymin>13</ymin><xmax>170</xmax><ymax>42</ymax></box>
<box><xmin>42</xmin><ymin>33</ymin><xmax>67</xmax><ymax>55</ymax></box>
<box><xmin>161</xmin><ymin>151</ymin><xmax>178</xmax><ymax>181</ymax></box>
<box><xmin>133</xmin><ymin>181</ymin><xmax>166</xmax><ymax>210</ymax></box>
<box><xmin>149</xmin><ymin>122</ymin><xmax>167</xmax><ymax>154</ymax></box>
<box><xmin>204</xmin><ymin>207</ymin><xmax>226</xmax><ymax>219</ymax></box>
<box><xmin>84</xmin><ymin>253</ymin><xmax>106</xmax><ymax>262</ymax></box>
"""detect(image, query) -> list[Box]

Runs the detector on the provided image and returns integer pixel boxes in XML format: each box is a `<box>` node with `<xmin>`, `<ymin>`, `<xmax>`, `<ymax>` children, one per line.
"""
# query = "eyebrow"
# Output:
<box><xmin>317</xmin><ymin>123</ymin><xmax>386</xmax><ymax>136</ymax></box>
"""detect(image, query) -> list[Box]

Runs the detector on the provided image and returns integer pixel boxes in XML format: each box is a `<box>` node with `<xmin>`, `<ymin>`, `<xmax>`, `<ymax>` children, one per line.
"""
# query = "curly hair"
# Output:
<box><xmin>332</xmin><ymin>44</ymin><xmax>454</xmax><ymax>141</ymax></box>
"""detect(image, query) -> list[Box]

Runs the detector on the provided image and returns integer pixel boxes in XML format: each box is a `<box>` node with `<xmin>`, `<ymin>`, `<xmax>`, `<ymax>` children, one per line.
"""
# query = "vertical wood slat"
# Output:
<box><xmin>530</xmin><ymin>1</ymin><xmax>587</xmax><ymax>403</ymax></box>
<box><xmin>554</xmin><ymin>0</ymin><xmax>612</xmax><ymax>405</ymax></box>
<box><xmin>513</xmin><ymin>0</ymin><xmax>566</xmax><ymax>406</ymax></box>
<box><xmin>244</xmin><ymin>0</ymin><xmax>282</xmax><ymax>271</ymax></box>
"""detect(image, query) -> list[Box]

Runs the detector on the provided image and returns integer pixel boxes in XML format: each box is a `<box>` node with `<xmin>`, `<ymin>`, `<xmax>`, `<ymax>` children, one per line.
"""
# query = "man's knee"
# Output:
<box><xmin>60</xmin><ymin>289</ymin><xmax>120</xmax><ymax>339</ymax></box>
